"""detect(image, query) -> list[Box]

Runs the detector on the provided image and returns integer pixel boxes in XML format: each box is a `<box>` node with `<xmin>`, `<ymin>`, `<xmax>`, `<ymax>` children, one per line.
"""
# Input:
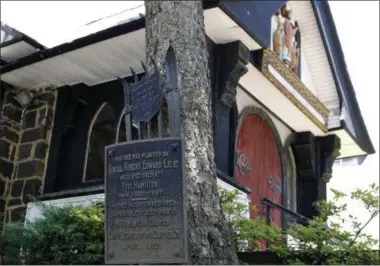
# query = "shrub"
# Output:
<box><xmin>0</xmin><ymin>201</ymin><xmax>105</xmax><ymax>265</ymax></box>
<box><xmin>218</xmin><ymin>183</ymin><xmax>380</xmax><ymax>265</ymax></box>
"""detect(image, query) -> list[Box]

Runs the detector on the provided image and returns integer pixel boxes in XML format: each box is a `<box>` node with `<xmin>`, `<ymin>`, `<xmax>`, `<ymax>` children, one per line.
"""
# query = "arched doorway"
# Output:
<box><xmin>235</xmin><ymin>108</ymin><xmax>283</xmax><ymax>230</ymax></box>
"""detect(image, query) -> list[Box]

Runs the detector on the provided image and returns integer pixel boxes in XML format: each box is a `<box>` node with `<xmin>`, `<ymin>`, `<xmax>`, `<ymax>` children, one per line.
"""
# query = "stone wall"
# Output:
<box><xmin>0</xmin><ymin>84</ymin><xmax>57</xmax><ymax>229</ymax></box>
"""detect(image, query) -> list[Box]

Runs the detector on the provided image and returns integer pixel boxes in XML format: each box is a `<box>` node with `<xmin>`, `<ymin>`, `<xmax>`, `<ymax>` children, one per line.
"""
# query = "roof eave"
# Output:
<box><xmin>311</xmin><ymin>0</ymin><xmax>375</xmax><ymax>157</ymax></box>
<box><xmin>0</xmin><ymin>1</ymin><xmax>220</xmax><ymax>74</ymax></box>
<box><xmin>0</xmin><ymin>16</ymin><xmax>145</xmax><ymax>74</ymax></box>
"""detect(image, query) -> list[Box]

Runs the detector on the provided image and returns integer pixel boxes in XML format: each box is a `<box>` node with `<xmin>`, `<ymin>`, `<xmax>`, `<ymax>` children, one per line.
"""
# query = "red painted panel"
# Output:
<box><xmin>235</xmin><ymin>114</ymin><xmax>283</xmax><ymax>233</ymax></box>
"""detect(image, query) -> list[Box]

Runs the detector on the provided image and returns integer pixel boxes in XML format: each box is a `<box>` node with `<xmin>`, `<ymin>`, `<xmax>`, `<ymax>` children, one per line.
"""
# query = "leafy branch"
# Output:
<box><xmin>218</xmin><ymin>183</ymin><xmax>380</xmax><ymax>265</ymax></box>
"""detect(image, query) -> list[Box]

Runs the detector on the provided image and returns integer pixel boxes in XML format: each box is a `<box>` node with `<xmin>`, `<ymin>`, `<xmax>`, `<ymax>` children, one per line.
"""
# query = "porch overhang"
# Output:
<box><xmin>1</xmin><ymin>22</ymin><xmax>45</xmax><ymax>64</ymax></box>
<box><xmin>0</xmin><ymin>7</ymin><xmax>261</xmax><ymax>89</ymax></box>
<box><xmin>328</xmin><ymin>125</ymin><xmax>367</xmax><ymax>160</ymax></box>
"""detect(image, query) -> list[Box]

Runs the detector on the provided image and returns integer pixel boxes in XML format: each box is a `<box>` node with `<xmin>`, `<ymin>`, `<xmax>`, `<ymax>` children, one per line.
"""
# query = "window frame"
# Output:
<box><xmin>82</xmin><ymin>102</ymin><xmax>117</xmax><ymax>183</ymax></box>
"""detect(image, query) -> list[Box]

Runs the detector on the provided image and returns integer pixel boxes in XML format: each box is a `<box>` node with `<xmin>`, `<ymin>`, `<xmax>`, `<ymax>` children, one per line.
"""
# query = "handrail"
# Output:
<box><xmin>261</xmin><ymin>197</ymin><xmax>310</xmax><ymax>226</ymax></box>
<box><xmin>261</xmin><ymin>197</ymin><xmax>341</xmax><ymax>245</ymax></box>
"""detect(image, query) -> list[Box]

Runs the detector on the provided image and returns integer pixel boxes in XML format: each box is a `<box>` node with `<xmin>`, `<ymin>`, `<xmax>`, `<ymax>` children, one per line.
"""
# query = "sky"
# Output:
<box><xmin>328</xmin><ymin>1</ymin><xmax>379</xmax><ymax>241</ymax></box>
<box><xmin>1</xmin><ymin>1</ymin><xmax>379</xmax><ymax>239</ymax></box>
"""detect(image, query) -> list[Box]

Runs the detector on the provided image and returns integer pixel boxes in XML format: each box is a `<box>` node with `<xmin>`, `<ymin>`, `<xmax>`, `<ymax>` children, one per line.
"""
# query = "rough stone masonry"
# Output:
<box><xmin>0</xmin><ymin>84</ymin><xmax>57</xmax><ymax>230</ymax></box>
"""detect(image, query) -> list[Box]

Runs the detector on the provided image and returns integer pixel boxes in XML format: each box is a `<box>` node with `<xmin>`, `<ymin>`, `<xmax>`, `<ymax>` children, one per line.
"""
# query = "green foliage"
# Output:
<box><xmin>1</xmin><ymin>183</ymin><xmax>378</xmax><ymax>265</ymax></box>
<box><xmin>0</xmin><ymin>201</ymin><xmax>105</xmax><ymax>265</ymax></box>
<box><xmin>218</xmin><ymin>188</ymin><xmax>284</xmax><ymax>252</ymax></box>
<box><xmin>218</xmin><ymin>183</ymin><xmax>380</xmax><ymax>265</ymax></box>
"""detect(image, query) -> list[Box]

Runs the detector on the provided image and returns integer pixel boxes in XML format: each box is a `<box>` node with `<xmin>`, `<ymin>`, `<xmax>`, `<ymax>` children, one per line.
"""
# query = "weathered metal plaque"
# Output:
<box><xmin>130</xmin><ymin>71</ymin><xmax>162</xmax><ymax>122</ymax></box>
<box><xmin>105</xmin><ymin>137</ymin><xmax>188</xmax><ymax>265</ymax></box>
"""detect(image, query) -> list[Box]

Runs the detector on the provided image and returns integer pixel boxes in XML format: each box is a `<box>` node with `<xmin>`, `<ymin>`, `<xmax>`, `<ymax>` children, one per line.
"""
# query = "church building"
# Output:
<box><xmin>0</xmin><ymin>0</ymin><xmax>374</xmax><ymax>239</ymax></box>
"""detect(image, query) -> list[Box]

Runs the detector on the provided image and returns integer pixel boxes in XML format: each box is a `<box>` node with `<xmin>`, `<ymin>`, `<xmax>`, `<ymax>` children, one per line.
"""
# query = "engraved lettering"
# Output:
<box><xmin>120</xmin><ymin>170</ymin><xmax>162</xmax><ymax>181</ymax></box>
<box><xmin>108</xmin><ymin>165</ymin><xmax>123</xmax><ymax>174</ymax></box>
<box><xmin>110</xmin><ymin>200</ymin><xmax>176</xmax><ymax>211</ymax></box>
<box><xmin>115</xmin><ymin>219</ymin><xmax>170</xmax><ymax>228</ymax></box>
<box><xmin>163</xmin><ymin>159</ymin><xmax>179</xmax><ymax>169</ymax></box>
<box><xmin>123</xmin><ymin>161</ymin><xmax>141</xmax><ymax>171</ymax></box>
<box><xmin>111</xmin><ymin>230</ymin><xmax>180</xmax><ymax>240</ymax></box>
<box><xmin>146</xmin><ymin>242</ymin><xmax>161</xmax><ymax>250</ymax></box>
<box><xmin>142</xmin><ymin>160</ymin><xmax>162</xmax><ymax>170</ymax></box>
<box><xmin>124</xmin><ymin>243</ymin><xmax>141</xmax><ymax>250</ymax></box>
<box><xmin>111</xmin><ymin>208</ymin><xmax>176</xmax><ymax>218</ymax></box>
<box><xmin>105</xmin><ymin>138</ymin><xmax>185</xmax><ymax>263</ymax></box>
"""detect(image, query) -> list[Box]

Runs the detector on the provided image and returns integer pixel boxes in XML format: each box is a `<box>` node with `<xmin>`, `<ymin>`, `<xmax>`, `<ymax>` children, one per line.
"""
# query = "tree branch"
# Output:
<box><xmin>349</xmin><ymin>211</ymin><xmax>379</xmax><ymax>246</ymax></box>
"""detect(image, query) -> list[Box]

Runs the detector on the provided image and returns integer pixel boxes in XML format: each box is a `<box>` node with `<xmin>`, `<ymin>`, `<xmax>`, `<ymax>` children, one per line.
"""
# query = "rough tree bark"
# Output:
<box><xmin>145</xmin><ymin>1</ymin><xmax>238</xmax><ymax>264</ymax></box>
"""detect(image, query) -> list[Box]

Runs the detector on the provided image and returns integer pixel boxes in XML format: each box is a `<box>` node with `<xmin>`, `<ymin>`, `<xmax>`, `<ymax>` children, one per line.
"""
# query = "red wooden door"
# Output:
<box><xmin>235</xmin><ymin>114</ymin><xmax>283</xmax><ymax>247</ymax></box>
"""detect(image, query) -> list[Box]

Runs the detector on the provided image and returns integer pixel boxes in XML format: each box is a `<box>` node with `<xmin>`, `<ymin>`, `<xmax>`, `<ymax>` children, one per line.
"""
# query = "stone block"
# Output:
<box><xmin>0</xmin><ymin>139</ymin><xmax>10</xmax><ymax>158</ymax></box>
<box><xmin>17</xmin><ymin>160</ymin><xmax>41</xmax><ymax>179</ymax></box>
<box><xmin>9</xmin><ymin>144</ymin><xmax>16</xmax><ymax>161</ymax></box>
<box><xmin>0</xmin><ymin>126</ymin><xmax>19</xmax><ymax>142</ymax></box>
<box><xmin>23</xmin><ymin>179</ymin><xmax>41</xmax><ymax>203</ymax></box>
<box><xmin>0</xmin><ymin>198</ymin><xmax>5</xmax><ymax>213</ymax></box>
<box><xmin>5</xmin><ymin>91</ymin><xmax>15</xmax><ymax>103</ymax></box>
<box><xmin>24</xmin><ymin>110</ymin><xmax>37</xmax><ymax>129</ymax></box>
<box><xmin>38</xmin><ymin>107</ymin><xmax>55</xmax><ymax>126</ymax></box>
<box><xmin>10</xmin><ymin>206</ymin><xmax>27</xmax><ymax>222</ymax></box>
<box><xmin>34</xmin><ymin>142</ymin><xmax>48</xmax><ymax>160</ymax></box>
<box><xmin>0</xmin><ymin>159</ymin><xmax>14</xmax><ymax>178</ymax></box>
<box><xmin>0</xmin><ymin>179</ymin><xmax>5</xmax><ymax>197</ymax></box>
<box><xmin>7</xmin><ymin>198</ymin><xmax>22</xmax><ymax>207</ymax></box>
<box><xmin>2</xmin><ymin>105</ymin><xmax>21</xmax><ymax>123</ymax></box>
<box><xmin>37</xmin><ymin>93</ymin><xmax>56</xmax><ymax>106</ymax></box>
<box><xmin>21</xmin><ymin>128</ymin><xmax>44</xmax><ymax>143</ymax></box>
<box><xmin>4</xmin><ymin>210</ymin><xmax>10</xmax><ymax>223</ymax></box>
<box><xmin>19</xmin><ymin>144</ymin><xmax>33</xmax><ymax>161</ymax></box>
<box><xmin>11</xmin><ymin>180</ymin><xmax>24</xmax><ymax>198</ymax></box>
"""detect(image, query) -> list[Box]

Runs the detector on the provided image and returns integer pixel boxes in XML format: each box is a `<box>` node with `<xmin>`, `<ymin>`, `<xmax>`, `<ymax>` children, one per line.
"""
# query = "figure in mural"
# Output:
<box><xmin>271</xmin><ymin>7</ymin><xmax>301</xmax><ymax>76</ymax></box>
<box><xmin>292</xmin><ymin>21</ymin><xmax>301</xmax><ymax>75</ymax></box>
<box><xmin>283</xmin><ymin>9</ymin><xmax>294</xmax><ymax>68</ymax></box>
<box><xmin>272</xmin><ymin>12</ymin><xmax>283</xmax><ymax>57</ymax></box>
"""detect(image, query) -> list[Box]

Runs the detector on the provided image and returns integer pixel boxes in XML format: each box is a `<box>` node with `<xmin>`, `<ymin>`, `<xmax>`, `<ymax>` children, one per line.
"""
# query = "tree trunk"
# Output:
<box><xmin>145</xmin><ymin>1</ymin><xmax>238</xmax><ymax>264</ymax></box>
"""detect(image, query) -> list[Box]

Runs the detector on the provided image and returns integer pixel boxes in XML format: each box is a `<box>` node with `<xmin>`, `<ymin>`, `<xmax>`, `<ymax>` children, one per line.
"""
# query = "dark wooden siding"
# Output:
<box><xmin>44</xmin><ymin>79</ymin><xmax>127</xmax><ymax>193</ymax></box>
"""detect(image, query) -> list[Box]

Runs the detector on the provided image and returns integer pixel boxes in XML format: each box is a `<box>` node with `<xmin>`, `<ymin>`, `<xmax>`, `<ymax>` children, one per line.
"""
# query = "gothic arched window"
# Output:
<box><xmin>83</xmin><ymin>102</ymin><xmax>117</xmax><ymax>182</ymax></box>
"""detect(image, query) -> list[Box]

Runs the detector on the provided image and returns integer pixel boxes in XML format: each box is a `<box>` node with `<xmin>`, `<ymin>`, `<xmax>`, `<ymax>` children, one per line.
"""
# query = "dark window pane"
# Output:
<box><xmin>84</xmin><ymin>103</ymin><xmax>116</xmax><ymax>182</ymax></box>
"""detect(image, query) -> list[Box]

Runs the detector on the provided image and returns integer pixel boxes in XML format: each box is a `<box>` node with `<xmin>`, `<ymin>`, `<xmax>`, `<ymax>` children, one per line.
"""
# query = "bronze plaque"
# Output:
<box><xmin>105</xmin><ymin>137</ymin><xmax>188</xmax><ymax>264</ymax></box>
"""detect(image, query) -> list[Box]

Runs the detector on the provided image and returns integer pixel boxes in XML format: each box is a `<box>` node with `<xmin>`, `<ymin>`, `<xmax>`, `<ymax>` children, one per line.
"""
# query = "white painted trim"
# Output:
<box><xmin>239</xmin><ymin>63</ymin><xmax>325</xmax><ymax>136</ymax></box>
<box><xmin>328</xmin><ymin>128</ymin><xmax>366</xmax><ymax>159</ymax></box>
<box><xmin>268</xmin><ymin>64</ymin><xmax>325</xmax><ymax>125</ymax></box>
<box><xmin>286</xmin><ymin>146</ymin><xmax>297</xmax><ymax>212</ymax></box>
